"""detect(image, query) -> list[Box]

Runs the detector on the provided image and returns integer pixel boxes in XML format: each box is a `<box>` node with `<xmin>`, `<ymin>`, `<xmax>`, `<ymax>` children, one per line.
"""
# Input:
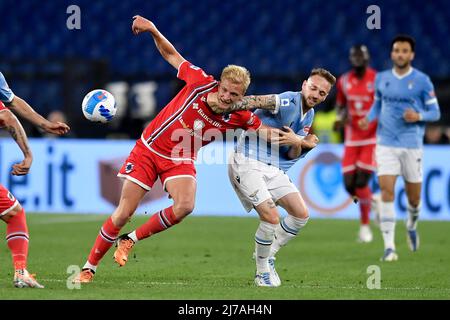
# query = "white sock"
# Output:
<box><xmin>406</xmin><ymin>202</ymin><xmax>421</xmax><ymax>230</ymax></box>
<box><xmin>83</xmin><ymin>261</ymin><xmax>97</xmax><ymax>273</ymax></box>
<box><xmin>270</xmin><ymin>215</ymin><xmax>309</xmax><ymax>257</ymax></box>
<box><xmin>128</xmin><ymin>231</ymin><xmax>138</xmax><ymax>243</ymax></box>
<box><xmin>380</xmin><ymin>201</ymin><xmax>396</xmax><ymax>250</ymax></box>
<box><xmin>255</xmin><ymin>221</ymin><xmax>277</xmax><ymax>273</ymax></box>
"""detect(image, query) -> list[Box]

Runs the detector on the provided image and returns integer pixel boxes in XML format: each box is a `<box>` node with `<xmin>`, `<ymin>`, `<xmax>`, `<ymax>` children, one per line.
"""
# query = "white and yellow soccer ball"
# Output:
<box><xmin>81</xmin><ymin>89</ymin><xmax>116</xmax><ymax>123</ymax></box>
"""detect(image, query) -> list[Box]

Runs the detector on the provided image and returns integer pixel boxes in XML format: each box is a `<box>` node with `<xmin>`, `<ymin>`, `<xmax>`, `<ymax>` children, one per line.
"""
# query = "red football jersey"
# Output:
<box><xmin>336</xmin><ymin>67</ymin><xmax>377</xmax><ymax>146</ymax></box>
<box><xmin>0</xmin><ymin>101</ymin><xmax>6</xmax><ymax>111</ymax></box>
<box><xmin>141</xmin><ymin>61</ymin><xmax>261</xmax><ymax>160</ymax></box>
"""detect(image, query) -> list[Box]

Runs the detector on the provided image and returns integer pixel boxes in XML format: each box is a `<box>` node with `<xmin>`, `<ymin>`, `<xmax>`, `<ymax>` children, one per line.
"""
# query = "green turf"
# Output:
<box><xmin>0</xmin><ymin>214</ymin><xmax>449</xmax><ymax>300</ymax></box>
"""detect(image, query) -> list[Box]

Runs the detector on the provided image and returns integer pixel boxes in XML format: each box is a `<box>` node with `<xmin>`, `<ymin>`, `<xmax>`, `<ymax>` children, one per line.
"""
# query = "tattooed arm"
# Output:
<box><xmin>207</xmin><ymin>93</ymin><xmax>280</xmax><ymax>114</ymax></box>
<box><xmin>0</xmin><ymin>110</ymin><xmax>33</xmax><ymax>175</ymax></box>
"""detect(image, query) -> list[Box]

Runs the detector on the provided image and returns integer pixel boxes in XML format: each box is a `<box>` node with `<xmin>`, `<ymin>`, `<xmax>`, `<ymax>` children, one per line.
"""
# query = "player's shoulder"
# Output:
<box><xmin>279</xmin><ymin>91</ymin><xmax>300</xmax><ymax>102</ymax></box>
<box><xmin>411</xmin><ymin>68</ymin><xmax>431</xmax><ymax>81</ymax></box>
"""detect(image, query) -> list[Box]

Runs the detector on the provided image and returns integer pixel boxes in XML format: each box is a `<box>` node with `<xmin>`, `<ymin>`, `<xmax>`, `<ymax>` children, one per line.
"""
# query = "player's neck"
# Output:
<box><xmin>393</xmin><ymin>65</ymin><xmax>412</xmax><ymax>77</ymax></box>
<box><xmin>353</xmin><ymin>67</ymin><xmax>366</xmax><ymax>79</ymax></box>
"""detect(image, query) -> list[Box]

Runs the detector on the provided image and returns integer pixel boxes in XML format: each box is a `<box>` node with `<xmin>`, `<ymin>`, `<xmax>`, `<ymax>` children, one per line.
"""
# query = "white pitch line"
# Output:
<box><xmin>37</xmin><ymin>279</ymin><xmax>450</xmax><ymax>291</ymax></box>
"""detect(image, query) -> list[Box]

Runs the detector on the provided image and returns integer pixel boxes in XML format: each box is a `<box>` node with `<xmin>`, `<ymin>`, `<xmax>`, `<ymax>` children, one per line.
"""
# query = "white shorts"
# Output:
<box><xmin>375</xmin><ymin>145</ymin><xmax>423</xmax><ymax>183</ymax></box>
<box><xmin>228</xmin><ymin>152</ymin><xmax>299</xmax><ymax>212</ymax></box>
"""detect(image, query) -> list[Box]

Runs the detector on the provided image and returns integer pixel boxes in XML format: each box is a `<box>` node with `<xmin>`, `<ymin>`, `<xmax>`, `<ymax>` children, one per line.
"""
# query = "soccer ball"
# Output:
<box><xmin>81</xmin><ymin>89</ymin><xmax>116</xmax><ymax>123</ymax></box>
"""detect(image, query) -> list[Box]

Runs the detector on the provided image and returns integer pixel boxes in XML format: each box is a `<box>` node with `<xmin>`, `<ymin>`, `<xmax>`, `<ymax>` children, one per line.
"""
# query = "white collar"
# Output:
<box><xmin>392</xmin><ymin>67</ymin><xmax>413</xmax><ymax>79</ymax></box>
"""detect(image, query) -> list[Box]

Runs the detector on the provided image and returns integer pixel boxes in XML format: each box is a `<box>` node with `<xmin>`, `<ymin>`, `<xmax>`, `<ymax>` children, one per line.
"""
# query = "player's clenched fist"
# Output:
<box><xmin>132</xmin><ymin>15</ymin><xmax>157</xmax><ymax>35</ymax></box>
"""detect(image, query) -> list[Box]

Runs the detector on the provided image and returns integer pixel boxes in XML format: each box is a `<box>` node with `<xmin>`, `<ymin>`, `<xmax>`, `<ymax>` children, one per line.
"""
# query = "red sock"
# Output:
<box><xmin>355</xmin><ymin>186</ymin><xmax>372</xmax><ymax>225</ymax></box>
<box><xmin>5</xmin><ymin>208</ymin><xmax>29</xmax><ymax>270</ymax></box>
<box><xmin>87</xmin><ymin>217</ymin><xmax>121</xmax><ymax>267</ymax></box>
<box><xmin>136</xmin><ymin>206</ymin><xmax>179</xmax><ymax>240</ymax></box>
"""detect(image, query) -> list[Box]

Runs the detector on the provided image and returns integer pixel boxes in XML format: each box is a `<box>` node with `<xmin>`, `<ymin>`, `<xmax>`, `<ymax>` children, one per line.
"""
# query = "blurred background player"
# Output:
<box><xmin>359</xmin><ymin>35</ymin><xmax>441</xmax><ymax>261</ymax></box>
<box><xmin>0</xmin><ymin>72</ymin><xmax>70</xmax><ymax>288</ymax></box>
<box><xmin>334</xmin><ymin>45</ymin><xmax>377</xmax><ymax>243</ymax></box>
<box><xmin>228</xmin><ymin>68</ymin><xmax>335</xmax><ymax>286</ymax></box>
<box><xmin>72</xmin><ymin>15</ymin><xmax>281</xmax><ymax>283</ymax></box>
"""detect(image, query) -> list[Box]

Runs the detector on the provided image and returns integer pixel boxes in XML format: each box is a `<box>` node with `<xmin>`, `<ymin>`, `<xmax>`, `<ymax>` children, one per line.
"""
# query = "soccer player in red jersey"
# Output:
<box><xmin>0</xmin><ymin>100</ymin><xmax>69</xmax><ymax>288</ymax></box>
<box><xmin>73</xmin><ymin>16</ymin><xmax>280</xmax><ymax>283</ymax></box>
<box><xmin>0</xmin><ymin>71</ymin><xmax>70</xmax><ymax>288</ymax></box>
<box><xmin>334</xmin><ymin>45</ymin><xmax>378</xmax><ymax>243</ymax></box>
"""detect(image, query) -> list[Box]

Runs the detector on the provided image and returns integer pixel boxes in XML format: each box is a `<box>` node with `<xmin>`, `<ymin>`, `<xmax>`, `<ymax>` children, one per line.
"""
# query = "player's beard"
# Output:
<box><xmin>394</xmin><ymin>59</ymin><xmax>410</xmax><ymax>70</ymax></box>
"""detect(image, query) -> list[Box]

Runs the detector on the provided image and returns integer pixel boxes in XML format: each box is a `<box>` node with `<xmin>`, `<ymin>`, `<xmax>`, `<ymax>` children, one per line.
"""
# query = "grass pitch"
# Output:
<box><xmin>0</xmin><ymin>214</ymin><xmax>449</xmax><ymax>300</ymax></box>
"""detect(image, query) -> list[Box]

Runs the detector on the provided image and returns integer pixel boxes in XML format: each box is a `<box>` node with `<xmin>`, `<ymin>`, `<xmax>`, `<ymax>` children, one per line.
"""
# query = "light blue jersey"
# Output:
<box><xmin>0</xmin><ymin>71</ymin><xmax>15</xmax><ymax>103</ymax></box>
<box><xmin>236</xmin><ymin>91</ymin><xmax>314</xmax><ymax>172</ymax></box>
<box><xmin>367</xmin><ymin>68</ymin><xmax>440</xmax><ymax>148</ymax></box>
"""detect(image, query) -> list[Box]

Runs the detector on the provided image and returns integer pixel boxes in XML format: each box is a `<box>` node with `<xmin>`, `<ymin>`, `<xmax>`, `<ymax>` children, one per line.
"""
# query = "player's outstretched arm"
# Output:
<box><xmin>132</xmin><ymin>15</ymin><xmax>185</xmax><ymax>70</ymax></box>
<box><xmin>208</xmin><ymin>94</ymin><xmax>280</xmax><ymax>114</ymax></box>
<box><xmin>7</xmin><ymin>96</ymin><xmax>70</xmax><ymax>135</ymax></box>
<box><xmin>0</xmin><ymin>110</ymin><xmax>32</xmax><ymax>175</ymax></box>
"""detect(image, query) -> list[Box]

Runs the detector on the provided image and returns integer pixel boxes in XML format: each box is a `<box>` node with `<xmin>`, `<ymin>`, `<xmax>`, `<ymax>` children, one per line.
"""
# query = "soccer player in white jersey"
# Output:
<box><xmin>227</xmin><ymin>69</ymin><xmax>336</xmax><ymax>286</ymax></box>
<box><xmin>359</xmin><ymin>35</ymin><xmax>440</xmax><ymax>262</ymax></box>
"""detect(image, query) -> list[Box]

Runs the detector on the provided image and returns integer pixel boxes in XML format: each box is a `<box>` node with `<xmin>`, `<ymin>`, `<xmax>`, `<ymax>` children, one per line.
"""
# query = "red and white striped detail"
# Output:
<box><xmin>145</xmin><ymin>81</ymin><xmax>218</xmax><ymax>146</ymax></box>
<box><xmin>99</xmin><ymin>227</ymin><xmax>117</xmax><ymax>243</ymax></box>
<box><xmin>6</xmin><ymin>231</ymin><xmax>29</xmax><ymax>242</ymax></box>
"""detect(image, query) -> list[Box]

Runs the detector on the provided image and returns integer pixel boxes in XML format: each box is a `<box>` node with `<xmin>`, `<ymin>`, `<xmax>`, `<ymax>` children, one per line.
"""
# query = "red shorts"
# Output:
<box><xmin>342</xmin><ymin>144</ymin><xmax>376</xmax><ymax>174</ymax></box>
<box><xmin>0</xmin><ymin>184</ymin><xmax>19</xmax><ymax>217</ymax></box>
<box><xmin>117</xmin><ymin>139</ymin><xmax>196</xmax><ymax>191</ymax></box>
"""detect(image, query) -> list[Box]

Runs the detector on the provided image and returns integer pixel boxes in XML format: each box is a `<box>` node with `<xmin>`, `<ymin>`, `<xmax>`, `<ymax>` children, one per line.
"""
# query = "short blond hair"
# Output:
<box><xmin>220</xmin><ymin>65</ymin><xmax>251</xmax><ymax>94</ymax></box>
<box><xmin>310</xmin><ymin>68</ymin><xmax>336</xmax><ymax>86</ymax></box>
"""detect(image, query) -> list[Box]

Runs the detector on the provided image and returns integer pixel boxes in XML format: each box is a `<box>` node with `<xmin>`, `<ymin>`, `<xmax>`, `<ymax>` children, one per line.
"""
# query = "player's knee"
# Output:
<box><xmin>173</xmin><ymin>200</ymin><xmax>195</xmax><ymax>218</ymax></box>
<box><xmin>343</xmin><ymin>174</ymin><xmax>356</xmax><ymax>195</ymax></box>
<box><xmin>355</xmin><ymin>171</ymin><xmax>371</xmax><ymax>189</ymax></box>
<box><xmin>381</xmin><ymin>189</ymin><xmax>395</xmax><ymax>202</ymax></box>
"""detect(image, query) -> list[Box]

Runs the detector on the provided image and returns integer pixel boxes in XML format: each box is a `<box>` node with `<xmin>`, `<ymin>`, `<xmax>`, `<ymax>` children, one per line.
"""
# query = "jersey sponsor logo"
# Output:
<box><xmin>197</xmin><ymin>109</ymin><xmax>222</xmax><ymax>128</ymax></box>
<box><xmin>382</xmin><ymin>96</ymin><xmax>413</xmax><ymax>104</ymax></box>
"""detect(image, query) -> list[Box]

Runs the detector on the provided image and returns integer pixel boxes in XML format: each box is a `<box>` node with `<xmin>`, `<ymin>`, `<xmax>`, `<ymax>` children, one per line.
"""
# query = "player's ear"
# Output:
<box><xmin>410</xmin><ymin>52</ymin><xmax>415</xmax><ymax>62</ymax></box>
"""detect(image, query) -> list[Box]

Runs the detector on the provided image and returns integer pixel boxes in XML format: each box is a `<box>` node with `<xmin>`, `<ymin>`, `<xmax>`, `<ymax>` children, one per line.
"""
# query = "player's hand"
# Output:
<box><xmin>301</xmin><ymin>134</ymin><xmax>319</xmax><ymax>149</ymax></box>
<box><xmin>206</xmin><ymin>92</ymin><xmax>225</xmax><ymax>113</ymax></box>
<box><xmin>42</xmin><ymin>121</ymin><xmax>70</xmax><ymax>135</ymax></box>
<box><xmin>132</xmin><ymin>15</ymin><xmax>156</xmax><ymax>35</ymax></box>
<box><xmin>12</xmin><ymin>156</ymin><xmax>32</xmax><ymax>176</ymax></box>
<box><xmin>403</xmin><ymin>108</ymin><xmax>421</xmax><ymax>123</ymax></box>
<box><xmin>358</xmin><ymin>117</ymin><xmax>369</xmax><ymax>130</ymax></box>
<box><xmin>271</xmin><ymin>126</ymin><xmax>302</xmax><ymax>146</ymax></box>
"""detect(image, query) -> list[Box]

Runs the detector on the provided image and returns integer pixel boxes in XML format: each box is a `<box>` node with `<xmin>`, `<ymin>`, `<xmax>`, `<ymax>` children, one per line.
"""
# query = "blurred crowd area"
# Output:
<box><xmin>0</xmin><ymin>0</ymin><xmax>448</xmax><ymax>143</ymax></box>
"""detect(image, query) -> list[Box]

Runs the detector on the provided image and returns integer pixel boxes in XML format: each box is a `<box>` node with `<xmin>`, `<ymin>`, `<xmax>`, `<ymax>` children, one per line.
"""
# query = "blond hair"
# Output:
<box><xmin>310</xmin><ymin>68</ymin><xmax>336</xmax><ymax>86</ymax></box>
<box><xmin>220</xmin><ymin>65</ymin><xmax>251</xmax><ymax>94</ymax></box>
